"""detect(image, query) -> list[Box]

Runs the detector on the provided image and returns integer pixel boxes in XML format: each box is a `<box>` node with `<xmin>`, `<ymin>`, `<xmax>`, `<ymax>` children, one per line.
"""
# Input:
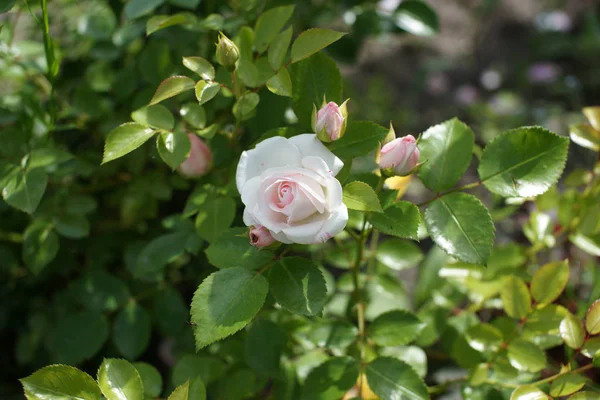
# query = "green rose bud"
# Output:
<box><xmin>215</xmin><ymin>32</ymin><xmax>239</xmax><ymax>67</ymax></box>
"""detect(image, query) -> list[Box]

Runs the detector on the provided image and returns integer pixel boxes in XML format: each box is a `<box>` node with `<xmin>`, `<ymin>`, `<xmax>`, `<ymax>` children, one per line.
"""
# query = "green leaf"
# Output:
<box><xmin>424</xmin><ymin>192</ymin><xmax>495</xmax><ymax>265</ymax></box>
<box><xmin>133</xmin><ymin>362</ymin><xmax>162</xmax><ymax>398</ymax></box>
<box><xmin>0</xmin><ymin>0</ymin><xmax>17</xmax><ymax>13</ymax></box>
<box><xmin>131</xmin><ymin>104</ymin><xmax>174</xmax><ymax>130</ymax></box>
<box><xmin>47</xmin><ymin>311</ymin><xmax>108</xmax><ymax>365</ymax></box>
<box><xmin>195</xmin><ymin>196</ymin><xmax>236</xmax><ymax>242</ymax></box>
<box><xmin>569</xmin><ymin>233</ymin><xmax>600</xmax><ymax>257</ymax></box>
<box><xmin>530</xmin><ymin>260</ymin><xmax>569</xmax><ymax>305</ymax></box>
<box><xmin>567</xmin><ymin>391</ymin><xmax>600</xmax><ymax>400</ymax></box>
<box><xmin>72</xmin><ymin>269</ymin><xmax>130</xmax><ymax>312</ymax></box>
<box><xmin>182</xmin><ymin>57</ymin><xmax>215</xmax><ymax>80</ymax></box>
<box><xmin>20</xmin><ymin>365</ymin><xmax>101</xmax><ymax>400</ymax></box>
<box><xmin>168</xmin><ymin>378</ymin><xmax>206</xmax><ymax>400</ymax></box>
<box><xmin>268</xmin><ymin>26</ymin><xmax>293</xmax><ymax>70</ymax></box>
<box><xmin>154</xmin><ymin>286</ymin><xmax>188</xmax><ymax>336</ymax></box>
<box><xmin>102</xmin><ymin>123</ymin><xmax>156</xmax><ymax>164</ymax></box>
<box><xmin>190</xmin><ymin>267</ymin><xmax>268</xmax><ymax>349</ymax></box>
<box><xmin>301</xmin><ymin>356</ymin><xmax>358</xmax><ymax>400</ymax></box>
<box><xmin>172</xmin><ymin>354</ymin><xmax>226</xmax><ymax>386</ymax></box>
<box><xmin>146</xmin><ymin>13</ymin><xmax>196</xmax><ymax>35</ymax></box>
<box><xmin>417</xmin><ymin>118</ymin><xmax>475</xmax><ymax>191</ymax></box>
<box><xmin>525</xmin><ymin>305</ymin><xmax>567</xmax><ymax>333</ymax></box>
<box><xmin>125</xmin><ymin>0</ymin><xmax>166</xmax><ymax>19</ymax></box>
<box><xmin>134</xmin><ymin>231</ymin><xmax>190</xmax><ymax>279</ymax></box>
<box><xmin>54</xmin><ymin>214</ymin><xmax>90</xmax><ymax>239</ymax></box>
<box><xmin>150</xmin><ymin>76</ymin><xmax>195</xmax><ymax>105</ymax></box>
<box><xmin>180</xmin><ymin>103</ymin><xmax>206</xmax><ymax>128</ymax></box>
<box><xmin>233</xmin><ymin>92</ymin><xmax>260</xmax><ymax>121</ymax></box>
<box><xmin>266</xmin><ymin>67</ymin><xmax>292</xmax><ymax>97</ymax></box>
<box><xmin>583</xmin><ymin>106</ymin><xmax>600</xmax><ymax>130</ymax></box>
<box><xmin>376</xmin><ymin>238</ymin><xmax>423</xmax><ymax>271</ymax></box>
<box><xmin>342</xmin><ymin>181</ymin><xmax>383</xmax><ymax>212</ymax></box>
<box><xmin>478</xmin><ymin>127</ymin><xmax>569</xmax><ymax>197</ymax></box>
<box><xmin>113</xmin><ymin>302</ymin><xmax>151</xmax><ymax>360</ymax></box>
<box><xmin>195</xmin><ymin>81</ymin><xmax>220</xmax><ymax>105</ymax></box>
<box><xmin>393</xmin><ymin>0</ymin><xmax>439</xmax><ymax>36</ymax></box>
<box><xmin>466</xmin><ymin>323</ymin><xmax>503</xmax><ymax>352</ymax></box>
<box><xmin>560</xmin><ymin>312</ymin><xmax>586</xmax><ymax>349</ymax></box>
<box><xmin>510</xmin><ymin>385</ymin><xmax>550</xmax><ymax>400</ymax></box>
<box><xmin>569</xmin><ymin>124</ymin><xmax>600</xmax><ymax>151</ymax></box>
<box><xmin>507</xmin><ymin>339</ymin><xmax>546</xmax><ymax>372</ymax></box>
<box><xmin>370</xmin><ymin>201</ymin><xmax>421</xmax><ymax>240</ymax></box>
<box><xmin>365</xmin><ymin>357</ymin><xmax>429</xmax><ymax>400</ymax></box>
<box><xmin>169</xmin><ymin>0</ymin><xmax>200</xmax><ymax>9</ymax></box>
<box><xmin>586</xmin><ymin>299</ymin><xmax>600</xmax><ymax>335</ymax></box>
<box><xmin>98</xmin><ymin>358</ymin><xmax>144</xmax><ymax>400</ymax></box>
<box><xmin>205</xmin><ymin>227</ymin><xmax>274</xmax><ymax>270</ymax></box>
<box><xmin>23</xmin><ymin>222</ymin><xmax>59</xmax><ymax>275</ymax></box>
<box><xmin>2</xmin><ymin>167</ymin><xmax>48</xmax><ymax>214</ymax></box>
<box><xmin>268</xmin><ymin>257</ymin><xmax>327</xmax><ymax>316</ymax></box>
<box><xmin>581</xmin><ymin>337</ymin><xmax>600</xmax><ymax>358</ymax></box>
<box><xmin>291</xmin><ymin>28</ymin><xmax>346</xmax><ymax>63</ymax></box>
<box><xmin>329</xmin><ymin>121</ymin><xmax>388</xmax><ymax>159</ymax></box>
<box><xmin>255</xmin><ymin>5</ymin><xmax>295</xmax><ymax>53</ymax></box>
<box><xmin>245</xmin><ymin>319</ymin><xmax>286</xmax><ymax>377</ymax></box>
<box><xmin>368</xmin><ymin>310</ymin><xmax>423</xmax><ymax>347</ymax></box>
<box><xmin>501</xmin><ymin>276</ymin><xmax>531</xmax><ymax>319</ymax></box>
<box><xmin>157</xmin><ymin>130</ymin><xmax>191</xmax><ymax>170</ymax></box>
<box><xmin>550</xmin><ymin>373</ymin><xmax>587</xmax><ymax>397</ymax></box>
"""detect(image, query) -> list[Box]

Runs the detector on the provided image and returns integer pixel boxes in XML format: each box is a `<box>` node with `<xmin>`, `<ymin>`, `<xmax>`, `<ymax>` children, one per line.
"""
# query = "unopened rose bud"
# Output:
<box><xmin>215</xmin><ymin>32</ymin><xmax>239</xmax><ymax>67</ymax></box>
<box><xmin>179</xmin><ymin>134</ymin><xmax>212</xmax><ymax>178</ymax></box>
<box><xmin>249</xmin><ymin>226</ymin><xmax>275</xmax><ymax>249</ymax></box>
<box><xmin>312</xmin><ymin>99</ymin><xmax>348</xmax><ymax>142</ymax></box>
<box><xmin>378</xmin><ymin>135</ymin><xmax>420</xmax><ymax>176</ymax></box>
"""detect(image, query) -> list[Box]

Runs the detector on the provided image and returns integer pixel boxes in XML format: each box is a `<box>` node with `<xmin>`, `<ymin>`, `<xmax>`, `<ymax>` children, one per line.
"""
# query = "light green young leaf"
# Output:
<box><xmin>23</xmin><ymin>222</ymin><xmax>59</xmax><ymax>275</ymax></box>
<box><xmin>393</xmin><ymin>0</ymin><xmax>439</xmax><ymax>36</ymax></box>
<box><xmin>365</xmin><ymin>357</ymin><xmax>429</xmax><ymax>400</ymax></box>
<box><xmin>268</xmin><ymin>257</ymin><xmax>327</xmax><ymax>316</ymax></box>
<box><xmin>586</xmin><ymin>299</ymin><xmax>600</xmax><ymax>335</ymax></box>
<box><xmin>191</xmin><ymin>268</ymin><xmax>268</xmax><ymax>349</ymax></box>
<box><xmin>370</xmin><ymin>201</ymin><xmax>421</xmax><ymax>240</ymax></box>
<box><xmin>255</xmin><ymin>5</ymin><xmax>295</xmax><ymax>53</ymax></box>
<box><xmin>168</xmin><ymin>378</ymin><xmax>206</xmax><ymax>400</ymax></box>
<box><xmin>266</xmin><ymin>67</ymin><xmax>292</xmax><ymax>97</ymax></box>
<box><xmin>157</xmin><ymin>130</ymin><xmax>191</xmax><ymax>170</ymax></box>
<box><xmin>97</xmin><ymin>358</ymin><xmax>144</xmax><ymax>400</ymax></box>
<box><xmin>342</xmin><ymin>181</ymin><xmax>383</xmax><ymax>212</ymax></box>
<box><xmin>233</xmin><ymin>93</ymin><xmax>260</xmax><ymax>121</ymax></box>
<box><xmin>507</xmin><ymin>339</ymin><xmax>546</xmax><ymax>372</ymax></box>
<box><xmin>146</xmin><ymin>13</ymin><xmax>196</xmax><ymax>35</ymax></box>
<box><xmin>560</xmin><ymin>312</ymin><xmax>585</xmax><ymax>349</ymax></box>
<box><xmin>367</xmin><ymin>310</ymin><xmax>423</xmax><ymax>347</ymax></box>
<box><xmin>510</xmin><ymin>385</ymin><xmax>550</xmax><ymax>400</ymax></box>
<box><xmin>195</xmin><ymin>196</ymin><xmax>236</xmax><ymax>242</ymax></box>
<box><xmin>568</xmin><ymin>392</ymin><xmax>600</xmax><ymax>400</ymax></box>
<box><xmin>268</xmin><ymin>26</ymin><xmax>293</xmax><ymax>70</ymax></box>
<box><xmin>466</xmin><ymin>323</ymin><xmax>503</xmax><ymax>352</ymax></box>
<box><xmin>301</xmin><ymin>356</ymin><xmax>358</xmax><ymax>400</ymax></box>
<box><xmin>113</xmin><ymin>302</ymin><xmax>151</xmax><ymax>360</ymax></box>
<box><xmin>195</xmin><ymin>81</ymin><xmax>220</xmax><ymax>105</ymax></box>
<box><xmin>569</xmin><ymin>124</ymin><xmax>600</xmax><ymax>152</ymax></box>
<box><xmin>131</xmin><ymin>104</ymin><xmax>174</xmax><ymax>130</ymax></box>
<box><xmin>478</xmin><ymin>126</ymin><xmax>569</xmax><ymax>197</ymax></box>
<box><xmin>376</xmin><ymin>238</ymin><xmax>423</xmax><ymax>271</ymax></box>
<box><xmin>530</xmin><ymin>260</ymin><xmax>569</xmax><ymax>305</ymax></box>
<box><xmin>550</xmin><ymin>373</ymin><xmax>587</xmax><ymax>397</ymax></box>
<box><xmin>329</xmin><ymin>121</ymin><xmax>388</xmax><ymax>159</ymax></box>
<box><xmin>501</xmin><ymin>276</ymin><xmax>531</xmax><ymax>319</ymax></box>
<box><xmin>20</xmin><ymin>365</ymin><xmax>101</xmax><ymax>400</ymax></box>
<box><xmin>291</xmin><ymin>28</ymin><xmax>346</xmax><ymax>63</ymax></box>
<box><xmin>424</xmin><ymin>192</ymin><xmax>495</xmax><ymax>265</ymax></box>
<box><xmin>102</xmin><ymin>123</ymin><xmax>156</xmax><ymax>164</ymax></box>
<box><xmin>182</xmin><ymin>56</ymin><xmax>215</xmax><ymax>80</ymax></box>
<box><xmin>2</xmin><ymin>167</ymin><xmax>48</xmax><ymax>214</ymax></box>
<box><xmin>150</xmin><ymin>75</ymin><xmax>195</xmax><ymax>105</ymax></box>
<box><xmin>569</xmin><ymin>233</ymin><xmax>600</xmax><ymax>257</ymax></box>
<box><xmin>133</xmin><ymin>362</ymin><xmax>162</xmax><ymax>398</ymax></box>
<box><xmin>205</xmin><ymin>227</ymin><xmax>274</xmax><ymax>270</ymax></box>
<box><xmin>417</xmin><ymin>118</ymin><xmax>474</xmax><ymax>191</ymax></box>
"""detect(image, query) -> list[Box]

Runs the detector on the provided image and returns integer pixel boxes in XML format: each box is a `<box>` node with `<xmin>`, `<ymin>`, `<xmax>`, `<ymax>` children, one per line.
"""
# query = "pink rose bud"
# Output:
<box><xmin>178</xmin><ymin>134</ymin><xmax>212</xmax><ymax>178</ymax></box>
<box><xmin>312</xmin><ymin>100</ymin><xmax>348</xmax><ymax>142</ymax></box>
<box><xmin>249</xmin><ymin>226</ymin><xmax>275</xmax><ymax>248</ymax></box>
<box><xmin>378</xmin><ymin>135</ymin><xmax>420</xmax><ymax>176</ymax></box>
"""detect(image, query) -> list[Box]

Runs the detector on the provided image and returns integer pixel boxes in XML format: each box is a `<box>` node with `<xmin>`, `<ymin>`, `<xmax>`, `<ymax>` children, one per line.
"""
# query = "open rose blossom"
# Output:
<box><xmin>378</xmin><ymin>135</ymin><xmax>420</xmax><ymax>176</ymax></box>
<box><xmin>236</xmin><ymin>134</ymin><xmax>347</xmax><ymax>244</ymax></box>
<box><xmin>179</xmin><ymin>134</ymin><xmax>212</xmax><ymax>178</ymax></box>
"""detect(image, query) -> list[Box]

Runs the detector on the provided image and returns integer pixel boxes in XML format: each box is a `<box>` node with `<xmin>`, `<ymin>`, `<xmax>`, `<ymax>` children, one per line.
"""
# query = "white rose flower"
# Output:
<box><xmin>236</xmin><ymin>134</ymin><xmax>348</xmax><ymax>244</ymax></box>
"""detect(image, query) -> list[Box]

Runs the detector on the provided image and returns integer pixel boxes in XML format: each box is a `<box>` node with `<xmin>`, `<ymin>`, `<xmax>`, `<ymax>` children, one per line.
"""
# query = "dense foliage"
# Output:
<box><xmin>1</xmin><ymin>1</ymin><xmax>600</xmax><ymax>399</ymax></box>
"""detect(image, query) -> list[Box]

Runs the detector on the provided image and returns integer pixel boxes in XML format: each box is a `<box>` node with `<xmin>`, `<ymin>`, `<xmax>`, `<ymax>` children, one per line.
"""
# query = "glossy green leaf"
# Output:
<box><xmin>525</xmin><ymin>305</ymin><xmax>567</xmax><ymax>333</ymax></box>
<box><xmin>133</xmin><ymin>362</ymin><xmax>162</xmax><ymax>398</ymax></box>
<box><xmin>157</xmin><ymin>130</ymin><xmax>191</xmax><ymax>170</ymax></box>
<box><xmin>255</xmin><ymin>5</ymin><xmax>295</xmax><ymax>53</ymax></box>
<box><xmin>501</xmin><ymin>276</ymin><xmax>531</xmax><ymax>319</ymax></box>
<box><xmin>342</xmin><ymin>181</ymin><xmax>383</xmax><ymax>212</ymax></box>
<box><xmin>245</xmin><ymin>319</ymin><xmax>286</xmax><ymax>377</ymax></box>
<box><xmin>23</xmin><ymin>222</ymin><xmax>59</xmax><ymax>275</ymax></box>
<box><xmin>581</xmin><ymin>337</ymin><xmax>600</xmax><ymax>358</ymax></box>
<box><xmin>569</xmin><ymin>124</ymin><xmax>600</xmax><ymax>152</ymax></box>
<box><xmin>365</xmin><ymin>357</ymin><xmax>429</xmax><ymax>400</ymax></box>
<box><xmin>583</xmin><ymin>106</ymin><xmax>600</xmax><ymax>130</ymax></box>
<box><xmin>125</xmin><ymin>0</ymin><xmax>165</xmax><ymax>19</ymax></box>
<box><xmin>291</xmin><ymin>28</ymin><xmax>346</xmax><ymax>63</ymax></box>
<box><xmin>266</xmin><ymin>67</ymin><xmax>292</xmax><ymax>97</ymax></box>
<box><xmin>507</xmin><ymin>339</ymin><xmax>546</xmax><ymax>372</ymax></box>
<box><xmin>20</xmin><ymin>365</ymin><xmax>101</xmax><ymax>400</ymax></box>
<box><xmin>510</xmin><ymin>385</ymin><xmax>549</xmax><ymax>400</ymax></box>
<box><xmin>97</xmin><ymin>358</ymin><xmax>144</xmax><ymax>400</ymax></box>
<box><xmin>47</xmin><ymin>311</ymin><xmax>108</xmax><ymax>365</ymax></box>
<box><xmin>478</xmin><ymin>127</ymin><xmax>569</xmax><ymax>197</ymax></box>
<box><xmin>368</xmin><ymin>310</ymin><xmax>423</xmax><ymax>347</ymax></box>
<box><xmin>146</xmin><ymin>13</ymin><xmax>196</xmax><ymax>35</ymax></box>
<box><xmin>530</xmin><ymin>260</ymin><xmax>569</xmax><ymax>305</ymax></box>
<box><xmin>102</xmin><ymin>123</ymin><xmax>156</xmax><ymax>164</ymax></box>
<box><xmin>569</xmin><ymin>233</ymin><xmax>600</xmax><ymax>257</ymax></box>
<box><xmin>131</xmin><ymin>104</ymin><xmax>174</xmax><ymax>130</ymax></box>
<box><xmin>425</xmin><ymin>192</ymin><xmax>495</xmax><ymax>265</ymax></box>
<box><xmin>268</xmin><ymin>26</ymin><xmax>293</xmax><ymax>70</ymax></box>
<box><xmin>376</xmin><ymin>238</ymin><xmax>423</xmax><ymax>271</ymax></box>
<box><xmin>329</xmin><ymin>121</ymin><xmax>388</xmax><ymax>159</ymax></box>
<box><xmin>560</xmin><ymin>312</ymin><xmax>585</xmax><ymax>349</ymax></box>
<box><xmin>195</xmin><ymin>196</ymin><xmax>236</xmax><ymax>242</ymax></box>
<box><xmin>370</xmin><ymin>201</ymin><xmax>421</xmax><ymax>240</ymax></box>
<box><xmin>233</xmin><ymin>92</ymin><xmax>260</xmax><ymax>121</ymax></box>
<box><xmin>150</xmin><ymin>76</ymin><xmax>195</xmax><ymax>105</ymax></box>
<box><xmin>417</xmin><ymin>118</ymin><xmax>474</xmax><ymax>191</ymax></box>
<box><xmin>180</xmin><ymin>103</ymin><xmax>206</xmax><ymax>128</ymax></box>
<box><xmin>205</xmin><ymin>227</ymin><xmax>274</xmax><ymax>270</ymax></box>
<box><xmin>182</xmin><ymin>57</ymin><xmax>215</xmax><ymax>80</ymax></box>
<box><xmin>134</xmin><ymin>231</ymin><xmax>190</xmax><ymax>279</ymax></box>
<box><xmin>568</xmin><ymin>392</ymin><xmax>600</xmax><ymax>400</ymax></box>
<box><xmin>190</xmin><ymin>267</ymin><xmax>268</xmax><ymax>349</ymax></box>
<box><xmin>2</xmin><ymin>167</ymin><xmax>48</xmax><ymax>214</ymax></box>
<box><xmin>393</xmin><ymin>0</ymin><xmax>439</xmax><ymax>36</ymax></box>
<box><xmin>586</xmin><ymin>299</ymin><xmax>600</xmax><ymax>335</ymax></box>
<box><xmin>268</xmin><ymin>257</ymin><xmax>327</xmax><ymax>316</ymax></box>
<box><xmin>550</xmin><ymin>373</ymin><xmax>587</xmax><ymax>397</ymax></box>
<box><xmin>168</xmin><ymin>378</ymin><xmax>206</xmax><ymax>400</ymax></box>
<box><xmin>301</xmin><ymin>356</ymin><xmax>358</xmax><ymax>400</ymax></box>
<box><xmin>113</xmin><ymin>302</ymin><xmax>151</xmax><ymax>360</ymax></box>
<box><xmin>194</xmin><ymin>81</ymin><xmax>220</xmax><ymax>105</ymax></box>
<box><xmin>466</xmin><ymin>323</ymin><xmax>503</xmax><ymax>352</ymax></box>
